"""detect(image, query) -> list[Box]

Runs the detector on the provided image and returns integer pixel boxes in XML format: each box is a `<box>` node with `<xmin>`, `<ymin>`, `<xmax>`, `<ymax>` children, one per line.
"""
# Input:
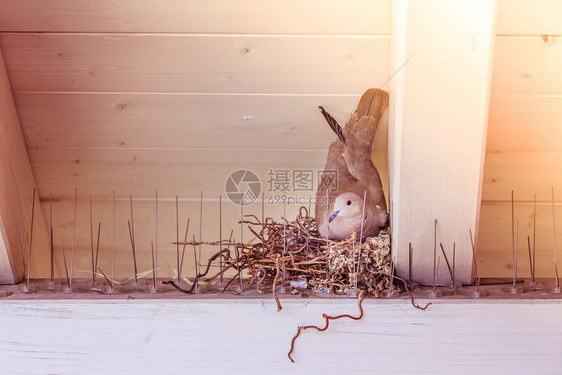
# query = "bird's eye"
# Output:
<box><xmin>346</xmin><ymin>200</ymin><xmax>352</xmax><ymax>206</ymax></box>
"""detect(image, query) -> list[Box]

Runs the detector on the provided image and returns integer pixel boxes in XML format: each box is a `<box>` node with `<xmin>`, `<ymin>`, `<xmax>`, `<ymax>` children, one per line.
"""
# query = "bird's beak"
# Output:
<box><xmin>329</xmin><ymin>209</ymin><xmax>340</xmax><ymax>223</ymax></box>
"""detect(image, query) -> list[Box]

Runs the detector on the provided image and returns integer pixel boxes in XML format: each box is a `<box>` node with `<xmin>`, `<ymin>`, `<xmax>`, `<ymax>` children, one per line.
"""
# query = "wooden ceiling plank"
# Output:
<box><xmin>0</xmin><ymin>34</ymin><xmax>390</xmax><ymax>94</ymax></box>
<box><xmin>0</xmin><ymin>0</ymin><xmax>391</xmax><ymax>35</ymax></box>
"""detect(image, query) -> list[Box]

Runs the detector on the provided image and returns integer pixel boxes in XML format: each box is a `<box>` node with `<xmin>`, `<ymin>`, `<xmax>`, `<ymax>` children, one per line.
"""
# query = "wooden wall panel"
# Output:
<box><xmin>39</xmin><ymin>198</ymin><xmax>302</xmax><ymax>280</ymax></box>
<box><xmin>497</xmin><ymin>0</ymin><xmax>562</xmax><ymax>35</ymax></box>
<box><xmin>479</xmin><ymin>202</ymin><xmax>562</xmax><ymax>279</ymax></box>
<box><xmin>15</xmin><ymin>93</ymin><xmax>360</xmax><ymax>150</ymax></box>
<box><xmin>29</xmin><ymin>148</ymin><xmax>326</xmax><ymax>199</ymax></box>
<box><xmin>0</xmin><ymin>34</ymin><xmax>390</xmax><ymax>94</ymax></box>
<box><xmin>0</xmin><ymin>1</ymin><xmax>392</xmax><ymax>279</ymax></box>
<box><xmin>29</xmin><ymin>147</ymin><xmax>387</xmax><ymax>198</ymax></box>
<box><xmin>492</xmin><ymin>37</ymin><xmax>562</xmax><ymax>96</ymax></box>
<box><xmin>0</xmin><ymin>0</ymin><xmax>392</xmax><ymax>35</ymax></box>
<box><xmin>0</xmin><ymin>49</ymin><xmax>50</xmax><ymax>283</ymax></box>
<box><xmin>487</xmin><ymin>96</ymin><xmax>562</xmax><ymax>153</ymax></box>
<box><xmin>478</xmin><ymin>0</ymin><xmax>562</xmax><ymax>277</ymax></box>
<box><xmin>482</xmin><ymin>152</ymin><xmax>562</xmax><ymax>202</ymax></box>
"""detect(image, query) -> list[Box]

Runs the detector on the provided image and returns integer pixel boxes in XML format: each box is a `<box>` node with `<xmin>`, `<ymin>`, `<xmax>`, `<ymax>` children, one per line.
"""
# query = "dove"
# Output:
<box><xmin>315</xmin><ymin>88</ymin><xmax>389</xmax><ymax>241</ymax></box>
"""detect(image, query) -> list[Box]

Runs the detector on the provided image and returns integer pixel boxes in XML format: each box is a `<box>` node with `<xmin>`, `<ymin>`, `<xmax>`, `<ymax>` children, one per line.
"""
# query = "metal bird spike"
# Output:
<box><xmin>533</xmin><ymin>193</ymin><xmax>537</xmax><ymax>284</ymax></box>
<box><xmin>511</xmin><ymin>190</ymin><xmax>516</xmax><ymax>290</ymax></box>
<box><xmin>515</xmin><ymin>221</ymin><xmax>519</xmax><ymax>287</ymax></box>
<box><xmin>452</xmin><ymin>243</ymin><xmax>456</xmax><ymax>287</ymax></box>
<box><xmin>408</xmin><ymin>242</ymin><xmax>413</xmax><ymax>290</ymax></box>
<box><xmin>176</xmin><ymin>196</ymin><xmax>180</xmax><ymax>284</ymax></box>
<box><xmin>469</xmin><ymin>228</ymin><xmax>477</xmax><ymax>279</ymax></box>
<box><xmin>199</xmin><ymin>191</ymin><xmax>203</xmax><ymax>278</ymax></box>
<box><xmin>433</xmin><ymin>219</ymin><xmax>437</xmax><ymax>290</ymax></box>
<box><xmin>49</xmin><ymin>192</ymin><xmax>54</xmax><ymax>283</ymax></box>
<box><xmin>62</xmin><ymin>245</ymin><xmax>69</xmax><ymax>288</ymax></box>
<box><xmin>219</xmin><ymin>195</ymin><xmax>223</xmax><ymax>286</ymax></box>
<box><xmin>325</xmin><ymin>189</ymin><xmax>329</xmax><ymax>243</ymax></box>
<box><xmin>112</xmin><ymin>190</ymin><xmax>116</xmax><ymax>290</ymax></box>
<box><xmin>283</xmin><ymin>194</ymin><xmax>287</xmax><ymax>282</ymax></box>
<box><xmin>433</xmin><ymin>257</ymin><xmax>440</xmax><ymax>296</ymax></box>
<box><xmin>233</xmin><ymin>229</ymin><xmax>241</xmax><ymax>293</ymax></box>
<box><xmin>25</xmin><ymin>188</ymin><xmax>36</xmax><ymax>292</ymax></box>
<box><xmin>389</xmin><ymin>259</ymin><xmax>395</xmax><ymax>296</ymax></box>
<box><xmin>179</xmin><ymin>218</ymin><xmax>190</xmax><ymax>284</ymax></box>
<box><xmin>192</xmin><ymin>234</ymin><xmax>199</xmax><ymax>291</ymax></box>
<box><xmin>94</xmin><ymin>222</ymin><xmax>101</xmax><ymax>282</ymax></box>
<box><xmin>552</xmin><ymin>187</ymin><xmax>560</xmax><ymax>291</ymax></box>
<box><xmin>476</xmin><ymin>258</ymin><xmax>483</xmax><ymax>293</ymax></box>
<box><xmin>129</xmin><ymin>195</ymin><xmax>138</xmax><ymax>284</ymax></box>
<box><xmin>240</xmin><ymin>197</ymin><xmax>244</xmax><ymax>292</ymax></box>
<box><xmin>223</xmin><ymin>230</ymin><xmax>234</xmax><ymax>291</ymax></box>
<box><xmin>355</xmin><ymin>190</ymin><xmax>367</xmax><ymax>291</ymax></box>
<box><xmin>69</xmin><ymin>188</ymin><xmax>77</xmax><ymax>291</ymax></box>
<box><xmin>154</xmin><ymin>189</ymin><xmax>158</xmax><ymax>291</ymax></box>
<box><xmin>127</xmin><ymin>221</ymin><xmax>138</xmax><ymax>284</ymax></box>
<box><xmin>97</xmin><ymin>265</ymin><xmax>113</xmax><ymax>287</ymax></box>
<box><xmin>90</xmin><ymin>195</ymin><xmax>95</xmax><ymax>283</ymax></box>
<box><xmin>261</xmin><ymin>192</ymin><xmax>265</xmax><ymax>229</ymax></box>
<box><xmin>16</xmin><ymin>228</ymin><xmax>25</xmax><ymax>273</ymax></box>
<box><xmin>151</xmin><ymin>241</ymin><xmax>156</xmax><ymax>291</ymax></box>
<box><xmin>511</xmin><ymin>220</ymin><xmax>519</xmax><ymax>294</ymax></box>
<box><xmin>527</xmin><ymin>236</ymin><xmax>533</xmax><ymax>284</ymax></box>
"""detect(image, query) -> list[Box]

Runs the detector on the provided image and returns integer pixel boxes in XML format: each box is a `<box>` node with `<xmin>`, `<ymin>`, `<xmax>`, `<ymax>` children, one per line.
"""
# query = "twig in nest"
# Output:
<box><xmin>273</xmin><ymin>254</ymin><xmax>283</xmax><ymax>311</ymax></box>
<box><xmin>391</xmin><ymin>273</ymin><xmax>431</xmax><ymax>311</ymax></box>
<box><xmin>288</xmin><ymin>290</ymin><xmax>366</xmax><ymax>363</ymax></box>
<box><xmin>162</xmin><ymin>279</ymin><xmax>197</xmax><ymax>293</ymax></box>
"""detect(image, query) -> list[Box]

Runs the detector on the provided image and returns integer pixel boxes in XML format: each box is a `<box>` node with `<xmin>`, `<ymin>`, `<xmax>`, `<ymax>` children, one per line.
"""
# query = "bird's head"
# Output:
<box><xmin>325</xmin><ymin>192</ymin><xmax>388</xmax><ymax>241</ymax></box>
<box><xmin>328</xmin><ymin>192</ymin><xmax>365</xmax><ymax>225</ymax></box>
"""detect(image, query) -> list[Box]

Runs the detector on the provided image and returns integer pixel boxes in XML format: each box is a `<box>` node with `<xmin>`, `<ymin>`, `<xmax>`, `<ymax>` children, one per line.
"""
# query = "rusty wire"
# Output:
<box><xmin>170</xmin><ymin>206</ymin><xmax>393</xmax><ymax>301</ymax></box>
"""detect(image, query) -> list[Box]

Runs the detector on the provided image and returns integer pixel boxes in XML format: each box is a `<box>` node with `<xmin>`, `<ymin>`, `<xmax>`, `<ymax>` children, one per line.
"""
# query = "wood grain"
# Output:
<box><xmin>497</xmin><ymin>0</ymin><xmax>562</xmax><ymax>35</ymax></box>
<box><xmin>36</xmin><ymin>198</ymin><xmax>305</xmax><ymax>280</ymax></box>
<box><xmin>0</xmin><ymin>48</ymin><xmax>50</xmax><ymax>283</ymax></box>
<box><xmin>389</xmin><ymin>0</ymin><xmax>496</xmax><ymax>285</ymax></box>
<box><xmin>0</xmin><ymin>33</ymin><xmax>390</xmax><ymax>94</ymax></box>
<box><xmin>482</xmin><ymin>152</ymin><xmax>562</xmax><ymax>202</ymax></box>
<box><xmin>1</xmin><ymin>298</ymin><xmax>562</xmax><ymax>374</ymax></box>
<box><xmin>0</xmin><ymin>0</ymin><xmax>392</xmax><ymax>35</ymax></box>
<box><xmin>486</xmin><ymin>96</ymin><xmax>562</xmax><ymax>153</ymax></box>
<box><xmin>479</xmin><ymin>201</ymin><xmax>562</xmax><ymax>279</ymax></box>
<box><xmin>15</xmin><ymin>93</ymin><xmax>362</xmax><ymax>150</ymax></box>
<box><xmin>491</xmin><ymin>36</ymin><xmax>562</xmax><ymax>96</ymax></box>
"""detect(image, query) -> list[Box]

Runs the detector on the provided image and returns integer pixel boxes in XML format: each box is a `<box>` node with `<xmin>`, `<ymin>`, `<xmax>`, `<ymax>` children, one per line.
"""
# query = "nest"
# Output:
<box><xmin>174</xmin><ymin>206</ymin><xmax>392</xmax><ymax>298</ymax></box>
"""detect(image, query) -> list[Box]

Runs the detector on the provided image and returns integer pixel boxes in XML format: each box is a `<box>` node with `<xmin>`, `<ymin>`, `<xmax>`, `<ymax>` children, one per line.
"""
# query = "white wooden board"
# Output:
<box><xmin>1</xmin><ymin>298</ymin><xmax>562</xmax><ymax>374</ymax></box>
<box><xmin>389</xmin><ymin>0</ymin><xmax>496</xmax><ymax>285</ymax></box>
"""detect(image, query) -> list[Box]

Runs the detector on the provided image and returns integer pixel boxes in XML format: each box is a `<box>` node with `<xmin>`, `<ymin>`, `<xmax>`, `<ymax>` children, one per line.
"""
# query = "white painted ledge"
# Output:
<box><xmin>1</xmin><ymin>296</ymin><xmax>562</xmax><ymax>374</ymax></box>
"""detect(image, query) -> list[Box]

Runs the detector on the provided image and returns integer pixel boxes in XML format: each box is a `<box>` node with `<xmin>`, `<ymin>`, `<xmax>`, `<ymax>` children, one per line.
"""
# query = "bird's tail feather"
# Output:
<box><xmin>318</xmin><ymin>89</ymin><xmax>388</xmax><ymax>149</ymax></box>
<box><xmin>347</xmin><ymin>89</ymin><xmax>389</xmax><ymax>149</ymax></box>
<box><xmin>319</xmin><ymin>106</ymin><xmax>345</xmax><ymax>144</ymax></box>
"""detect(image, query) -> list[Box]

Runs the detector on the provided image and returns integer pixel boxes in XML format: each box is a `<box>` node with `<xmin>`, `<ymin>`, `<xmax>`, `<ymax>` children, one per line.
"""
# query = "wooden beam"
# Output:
<box><xmin>389</xmin><ymin>0</ymin><xmax>497</xmax><ymax>285</ymax></box>
<box><xmin>0</xmin><ymin>47</ymin><xmax>50</xmax><ymax>283</ymax></box>
<box><xmin>1</xmin><ymin>297</ymin><xmax>562</xmax><ymax>373</ymax></box>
